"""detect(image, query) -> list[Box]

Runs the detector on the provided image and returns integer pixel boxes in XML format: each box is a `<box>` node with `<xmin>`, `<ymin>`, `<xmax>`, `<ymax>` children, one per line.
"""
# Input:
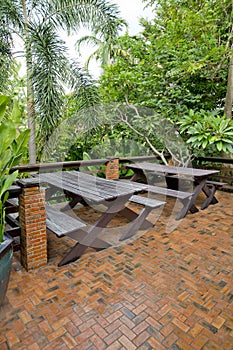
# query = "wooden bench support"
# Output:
<box><xmin>119</xmin><ymin>195</ymin><xmax>165</xmax><ymax>241</ymax></box>
<box><xmin>119</xmin><ymin>179</ymin><xmax>193</xmax><ymax>220</ymax></box>
<box><xmin>165</xmin><ymin>176</ymin><xmax>227</xmax><ymax>210</ymax></box>
<box><xmin>46</xmin><ymin>205</ymin><xmax>110</xmax><ymax>266</ymax></box>
<box><xmin>201</xmin><ymin>181</ymin><xmax>227</xmax><ymax>210</ymax></box>
<box><xmin>146</xmin><ymin>185</ymin><xmax>194</xmax><ymax>220</ymax></box>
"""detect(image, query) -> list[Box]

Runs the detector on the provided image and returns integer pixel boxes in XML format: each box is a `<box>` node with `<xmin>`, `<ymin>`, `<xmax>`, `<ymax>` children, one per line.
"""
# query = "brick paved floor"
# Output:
<box><xmin>0</xmin><ymin>191</ymin><xmax>232</xmax><ymax>350</ymax></box>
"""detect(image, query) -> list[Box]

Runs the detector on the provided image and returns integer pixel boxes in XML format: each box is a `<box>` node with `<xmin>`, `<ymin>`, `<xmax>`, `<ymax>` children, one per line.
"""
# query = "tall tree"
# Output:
<box><xmin>99</xmin><ymin>0</ymin><xmax>233</xmax><ymax>158</ymax></box>
<box><xmin>76</xmin><ymin>18</ymin><xmax>127</xmax><ymax>70</ymax></box>
<box><xmin>0</xmin><ymin>0</ymin><xmax>123</xmax><ymax>163</ymax></box>
<box><xmin>142</xmin><ymin>0</ymin><xmax>233</xmax><ymax>118</ymax></box>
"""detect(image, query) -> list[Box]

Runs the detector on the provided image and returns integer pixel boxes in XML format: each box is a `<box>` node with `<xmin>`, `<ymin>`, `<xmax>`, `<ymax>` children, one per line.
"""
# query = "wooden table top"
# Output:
<box><xmin>38</xmin><ymin>171</ymin><xmax>148</xmax><ymax>203</ymax></box>
<box><xmin>125</xmin><ymin>162</ymin><xmax>219</xmax><ymax>178</ymax></box>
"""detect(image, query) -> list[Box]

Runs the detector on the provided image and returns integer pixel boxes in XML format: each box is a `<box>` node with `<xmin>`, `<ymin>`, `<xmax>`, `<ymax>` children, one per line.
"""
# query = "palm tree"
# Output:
<box><xmin>76</xmin><ymin>18</ymin><xmax>128</xmax><ymax>70</ymax></box>
<box><xmin>0</xmin><ymin>0</ymin><xmax>124</xmax><ymax>163</ymax></box>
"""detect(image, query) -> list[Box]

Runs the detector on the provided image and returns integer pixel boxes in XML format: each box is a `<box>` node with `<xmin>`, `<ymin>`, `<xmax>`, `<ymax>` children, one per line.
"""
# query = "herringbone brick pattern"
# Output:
<box><xmin>0</xmin><ymin>191</ymin><xmax>232</xmax><ymax>349</ymax></box>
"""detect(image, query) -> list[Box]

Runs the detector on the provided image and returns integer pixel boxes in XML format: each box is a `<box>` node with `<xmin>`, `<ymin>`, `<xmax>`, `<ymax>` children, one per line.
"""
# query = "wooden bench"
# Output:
<box><xmin>46</xmin><ymin>205</ymin><xmax>111</xmax><ymax>266</ymax></box>
<box><xmin>129</xmin><ymin>195</ymin><xmax>166</xmax><ymax>208</ymax></box>
<box><xmin>146</xmin><ymin>185</ymin><xmax>194</xmax><ymax>220</ymax></box>
<box><xmin>201</xmin><ymin>180</ymin><xmax>227</xmax><ymax>209</ymax></box>
<box><xmin>206</xmin><ymin>180</ymin><xmax>227</xmax><ymax>188</ymax></box>
<box><xmin>46</xmin><ymin>205</ymin><xmax>86</xmax><ymax>238</ymax></box>
<box><xmin>119</xmin><ymin>179</ymin><xmax>193</xmax><ymax>220</ymax></box>
<box><xmin>119</xmin><ymin>195</ymin><xmax>165</xmax><ymax>241</ymax></box>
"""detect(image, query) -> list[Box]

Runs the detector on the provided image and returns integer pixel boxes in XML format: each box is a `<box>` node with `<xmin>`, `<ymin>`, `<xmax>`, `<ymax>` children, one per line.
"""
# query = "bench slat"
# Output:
<box><xmin>206</xmin><ymin>180</ymin><xmax>227</xmax><ymax>187</ymax></box>
<box><xmin>147</xmin><ymin>185</ymin><xmax>192</xmax><ymax>200</ymax></box>
<box><xmin>129</xmin><ymin>195</ymin><xmax>165</xmax><ymax>208</ymax></box>
<box><xmin>46</xmin><ymin>205</ymin><xmax>86</xmax><ymax>237</ymax></box>
<box><xmin>119</xmin><ymin>179</ymin><xmax>192</xmax><ymax>199</ymax></box>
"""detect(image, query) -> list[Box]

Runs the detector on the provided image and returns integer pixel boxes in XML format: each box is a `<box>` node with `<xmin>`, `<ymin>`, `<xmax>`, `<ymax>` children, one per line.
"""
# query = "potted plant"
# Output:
<box><xmin>0</xmin><ymin>95</ymin><xmax>30</xmax><ymax>305</ymax></box>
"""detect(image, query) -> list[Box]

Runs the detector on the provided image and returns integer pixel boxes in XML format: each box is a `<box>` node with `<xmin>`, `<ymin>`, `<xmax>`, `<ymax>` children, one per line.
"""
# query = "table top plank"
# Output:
<box><xmin>62</xmin><ymin>172</ymin><xmax>134</xmax><ymax>199</ymax></box>
<box><xmin>38</xmin><ymin>171</ymin><xmax>148</xmax><ymax>203</ymax></box>
<box><xmin>125</xmin><ymin>162</ymin><xmax>219</xmax><ymax>177</ymax></box>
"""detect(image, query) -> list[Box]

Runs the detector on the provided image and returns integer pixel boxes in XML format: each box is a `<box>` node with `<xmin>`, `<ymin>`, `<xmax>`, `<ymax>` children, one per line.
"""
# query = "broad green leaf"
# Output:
<box><xmin>216</xmin><ymin>141</ymin><xmax>223</xmax><ymax>152</ymax></box>
<box><xmin>0</xmin><ymin>121</ymin><xmax>16</xmax><ymax>154</ymax></box>
<box><xmin>14</xmin><ymin>129</ymin><xmax>30</xmax><ymax>155</ymax></box>
<box><xmin>0</xmin><ymin>95</ymin><xmax>10</xmax><ymax>120</ymax></box>
<box><xmin>0</xmin><ymin>171</ymin><xmax>18</xmax><ymax>199</ymax></box>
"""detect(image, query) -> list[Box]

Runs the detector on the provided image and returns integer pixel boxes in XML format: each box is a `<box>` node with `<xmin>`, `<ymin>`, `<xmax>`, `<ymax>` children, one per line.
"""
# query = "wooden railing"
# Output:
<box><xmin>195</xmin><ymin>156</ymin><xmax>233</xmax><ymax>188</ymax></box>
<box><xmin>11</xmin><ymin>155</ymin><xmax>233</xmax><ymax>186</ymax></box>
<box><xmin>11</xmin><ymin>155</ymin><xmax>159</xmax><ymax>174</ymax></box>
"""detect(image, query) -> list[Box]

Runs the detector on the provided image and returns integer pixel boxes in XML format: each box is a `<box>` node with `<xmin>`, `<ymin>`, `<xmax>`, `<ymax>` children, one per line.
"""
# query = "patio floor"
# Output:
<box><xmin>0</xmin><ymin>191</ymin><xmax>232</xmax><ymax>350</ymax></box>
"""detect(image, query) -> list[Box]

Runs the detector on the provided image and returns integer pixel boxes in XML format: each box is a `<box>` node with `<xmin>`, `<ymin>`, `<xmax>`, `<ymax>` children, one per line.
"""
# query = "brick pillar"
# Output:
<box><xmin>106</xmin><ymin>157</ymin><xmax>119</xmax><ymax>180</ymax></box>
<box><xmin>18</xmin><ymin>179</ymin><xmax>47</xmax><ymax>270</ymax></box>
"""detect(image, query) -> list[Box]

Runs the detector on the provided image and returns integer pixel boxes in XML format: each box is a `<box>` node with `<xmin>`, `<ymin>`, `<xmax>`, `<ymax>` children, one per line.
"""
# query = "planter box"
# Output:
<box><xmin>0</xmin><ymin>233</ymin><xmax>13</xmax><ymax>306</ymax></box>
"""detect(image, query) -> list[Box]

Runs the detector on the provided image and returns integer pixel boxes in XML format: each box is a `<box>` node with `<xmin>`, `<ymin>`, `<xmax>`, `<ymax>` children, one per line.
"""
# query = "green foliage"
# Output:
<box><xmin>99</xmin><ymin>0</ymin><xmax>233</xmax><ymax>160</ymax></box>
<box><xmin>0</xmin><ymin>0</ymin><xmax>125</xmax><ymax>161</ymax></box>
<box><xmin>76</xmin><ymin>17</ymin><xmax>127</xmax><ymax>69</ymax></box>
<box><xmin>0</xmin><ymin>95</ymin><xmax>30</xmax><ymax>243</ymax></box>
<box><xmin>100</xmin><ymin>2</ymin><xmax>229</xmax><ymax>112</ymax></box>
<box><xmin>178</xmin><ymin>109</ymin><xmax>233</xmax><ymax>154</ymax></box>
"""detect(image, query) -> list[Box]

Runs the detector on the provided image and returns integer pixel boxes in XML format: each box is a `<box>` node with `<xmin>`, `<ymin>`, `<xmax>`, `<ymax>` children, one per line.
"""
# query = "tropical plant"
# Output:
<box><xmin>76</xmin><ymin>18</ymin><xmax>127</xmax><ymax>70</ymax></box>
<box><xmin>101</xmin><ymin>0</ymin><xmax>233</xmax><ymax>116</ymax></box>
<box><xmin>0</xmin><ymin>95</ymin><xmax>30</xmax><ymax>243</ymax></box>
<box><xmin>0</xmin><ymin>0</ymin><xmax>124</xmax><ymax>163</ymax></box>
<box><xmin>99</xmin><ymin>0</ymin><xmax>233</xmax><ymax>162</ymax></box>
<box><xmin>178</xmin><ymin>109</ymin><xmax>233</xmax><ymax>154</ymax></box>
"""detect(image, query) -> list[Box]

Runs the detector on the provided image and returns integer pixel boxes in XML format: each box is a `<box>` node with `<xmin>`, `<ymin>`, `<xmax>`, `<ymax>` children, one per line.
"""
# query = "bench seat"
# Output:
<box><xmin>201</xmin><ymin>181</ymin><xmax>227</xmax><ymax>209</ymax></box>
<box><xmin>146</xmin><ymin>184</ymin><xmax>193</xmax><ymax>200</ymax></box>
<box><xmin>206</xmin><ymin>180</ymin><xmax>227</xmax><ymax>187</ymax></box>
<box><xmin>119</xmin><ymin>179</ymin><xmax>193</xmax><ymax>220</ymax></box>
<box><xmin>46</xmin><ymin>205</ymin><xmax>111</xmax><ymax>266</ymax></box>
<box><xmin>46</xmin><ymin>205</ymin><xmax>86</xmax><ymax>237</ymax></box>
<box><xmin>129</xmin><ymin>195</ymin><xmax>166</xmax><ymax>208</ymax></box>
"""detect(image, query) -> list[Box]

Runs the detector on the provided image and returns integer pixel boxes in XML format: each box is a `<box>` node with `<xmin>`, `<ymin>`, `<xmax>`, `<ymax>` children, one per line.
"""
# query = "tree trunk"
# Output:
<box><xmin>27</xmin><ymin>91</ymin><xmax>37</xmax><ymax>164</ymax></box>
<box><xmin>22</xmin><ymin>0</ymin><xmax>37</xmax><ymax>164</ymax></box>
<box><xmin>223</xmin><ymin>55</ymin><xmax>233</xmax><ymax>162</ymax></box>
<box><xmin>25</xmin><ymin>49</ymin><xmax>37</xmax><ymax>164</ymax></box>
<box><xmin>224</xmin><ymin>55</ymin><xmax>233</xmax><ymax>120</ymax></box>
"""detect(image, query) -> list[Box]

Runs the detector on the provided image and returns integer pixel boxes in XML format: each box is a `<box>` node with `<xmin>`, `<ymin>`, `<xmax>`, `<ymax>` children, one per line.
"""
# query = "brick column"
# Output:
<box><xmin>105</xmin><ymin>157</ymin><xmax>119</xmax><ymax>180</ymax></box>
<box><xmin>17</xmin><ymin>178</ymin><xmax>47</xmax><ymax>270</ymax></box>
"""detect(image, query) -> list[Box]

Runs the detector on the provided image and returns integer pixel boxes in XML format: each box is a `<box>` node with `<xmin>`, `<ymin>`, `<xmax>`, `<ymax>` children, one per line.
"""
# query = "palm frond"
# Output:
<box><xmin>45</xmin><ymin>0</ymin><xmax>125</xmax><ymax>37</ymax></box>
<box><xmin>68</xmin><ymin>60</ymin><xmax>100</xmax><ymax>108</ymax></box>
<box><xmin>0</xmin><ymin>0</ymin><xmax>24</xmax><ymax>30</ymax></box>
<box><xmin>84</xmin><ymin>49</ymin><xmax>101</xmax><ymax>69</ymax></box>
<box><xmin>75</xmin><ymin>35</ymin><xmax>101</xmax><ymax>54</ymax></box>
<box><xmin>28</xmin><ymin>22</ymin><xmax>68</xmax><ymax>142</ymax></box>
<box><xmin>0</xmin><ymin>23</ymin><xmax>14</xmax><ymax>90</ymax></box>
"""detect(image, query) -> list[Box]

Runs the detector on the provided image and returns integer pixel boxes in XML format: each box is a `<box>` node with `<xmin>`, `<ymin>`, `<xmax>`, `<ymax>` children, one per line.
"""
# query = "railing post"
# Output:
<box><xmin>17</xmin><ymin>178</ymin><xmax>47</xmax><ymax>270</ymax></box>
<box><xmin>105</xmin><ymin>157</ymin><xmax>119</xmax><ymax>180</ymax></box>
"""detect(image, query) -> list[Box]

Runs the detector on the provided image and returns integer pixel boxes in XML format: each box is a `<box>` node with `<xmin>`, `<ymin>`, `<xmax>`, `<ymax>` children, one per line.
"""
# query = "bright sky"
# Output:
<box><xmin>74</xmin><ymin>0</ymin><xmax>153</xmax><ymax>77</ymax></box>
<box><xmin>113</xmin><ymin>0</ymin><xmax>152</xmax><ymax>35</ymax></box>
<box><xmin>16</xmin><ymin>0</ymin><xmax>153</xmax><ymax>77</ymax></box>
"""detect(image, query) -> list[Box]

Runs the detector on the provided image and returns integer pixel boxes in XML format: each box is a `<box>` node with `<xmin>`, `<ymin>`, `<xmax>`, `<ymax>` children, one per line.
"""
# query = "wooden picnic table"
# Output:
<box><xmin>37</xmin><ymin>171</ymin><xmax>165</xmax><ymax>265</ymax></box>
<box><xmin>125</xmin><ymin>162</ymin><xmax>220</xmax><ymax>219</ymax></box>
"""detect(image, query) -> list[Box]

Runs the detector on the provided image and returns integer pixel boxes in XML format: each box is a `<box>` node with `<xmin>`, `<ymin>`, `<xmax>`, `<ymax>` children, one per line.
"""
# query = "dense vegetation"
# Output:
<box><xmin>0</xmin><ymin>0</ymin><xmax>124</xmax><ymax>162</ymax></box>
<box><xmin>99</xmin><ymin>0</ymin><xmax>233</xmax><ymax>161</ymax></box>
<box><xmin>1</xmin><ymin>0</ymin><xmax>233</xmax><ymax>164</ymax></box>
